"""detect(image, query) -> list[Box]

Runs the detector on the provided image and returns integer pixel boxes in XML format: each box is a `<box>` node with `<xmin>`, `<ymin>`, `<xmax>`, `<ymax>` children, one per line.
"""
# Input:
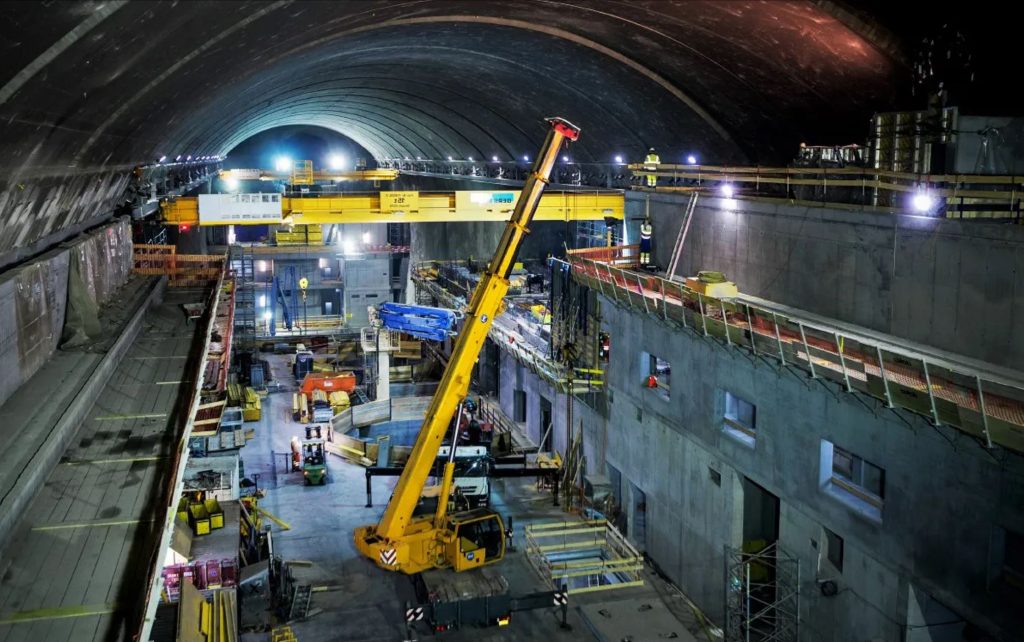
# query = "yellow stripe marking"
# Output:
<box><xmin>32</xmin><ymin>519</ymin><xmax>150</xmax><ymax>532</ymax></box>
<box><xmin>94</xmin><ymin>413</ymin><xmax>168</xmax><ymax>421</ymax></box>
<box><xmin>0</xmin><ymin>603</ymin><xmax>115</xmax><ymax>625</ymax></box>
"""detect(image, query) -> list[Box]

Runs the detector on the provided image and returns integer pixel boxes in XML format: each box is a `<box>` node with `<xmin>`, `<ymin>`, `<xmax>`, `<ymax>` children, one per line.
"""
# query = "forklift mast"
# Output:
<box><xmin>354</xmin><ymin>118</ymin><xmax>580</xmax><ymax>572</ymax></box>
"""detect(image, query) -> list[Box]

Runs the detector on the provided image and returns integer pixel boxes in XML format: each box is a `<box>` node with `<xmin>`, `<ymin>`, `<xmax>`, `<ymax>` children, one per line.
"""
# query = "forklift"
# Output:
<box><xmin>301</xmin><ymin>424</ymin><xmax>327</xmax><ymax>486</ymax></box>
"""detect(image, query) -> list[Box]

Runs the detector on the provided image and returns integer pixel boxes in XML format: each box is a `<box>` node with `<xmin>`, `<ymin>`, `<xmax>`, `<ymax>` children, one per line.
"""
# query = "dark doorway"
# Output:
<box><xmin>630</xmin><ymin>481</ymin><xmax>647</xmax><ymax>550</ymax></box>
<box><xmin>539</xmin><ymin>395</ymin><xmax>553</xmax><ymax>452</ymax></box>
<box><xmin>742</xmin><ymin>477</ymin><xmax>780</xmax><ymax>546</ymax></box>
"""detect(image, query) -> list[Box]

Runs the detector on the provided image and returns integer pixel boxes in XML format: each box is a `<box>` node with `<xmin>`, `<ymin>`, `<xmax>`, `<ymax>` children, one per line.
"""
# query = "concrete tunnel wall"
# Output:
<box><xmin>631</xmin><ymin>192</ymin><xmax>1024</xmax><ymax>370</ymax></box>
<box><xmin>0</xmin><ymin>218</ymin><xmax>133</xmax><ymax>408</ymax></box>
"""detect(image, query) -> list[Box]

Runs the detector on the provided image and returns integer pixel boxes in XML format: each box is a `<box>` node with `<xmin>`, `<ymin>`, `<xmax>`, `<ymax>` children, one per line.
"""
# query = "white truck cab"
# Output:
<box><xmin>436</xmin><ymin>445</ymin><xmax>493</xmax><ymax>507</ymax></box>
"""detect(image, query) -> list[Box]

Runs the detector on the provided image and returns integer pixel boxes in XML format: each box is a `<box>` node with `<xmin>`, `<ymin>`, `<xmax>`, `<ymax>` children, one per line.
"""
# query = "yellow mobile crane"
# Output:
<box><xmin>354</xmin><ymin>117</ymin><xmax>580</xmax><ymax>574</ymax></box>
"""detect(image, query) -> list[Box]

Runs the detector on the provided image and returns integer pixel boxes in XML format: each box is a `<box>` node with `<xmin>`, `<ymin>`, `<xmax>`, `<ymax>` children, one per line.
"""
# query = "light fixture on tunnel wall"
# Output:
<box><xmin>468</xmin><ymin>156</ymin><xmax>474</xmax><ymax>162</ymax></box>
<box><xmin>687</xmin><ymin>154</ymin><xmax>698</xmax><ymax>165</ymax></box>
<box><xmin>157</xmin><ymin>155</ymin><xmax>166</xmax><ymax>163</ymax></box>
<box><xmin>562</xmin><ymin>155</ymin><xmax>569</xmax><ymax>162</ymax></box>
<box><xmin>362</xmin><ymin>231</ymin><xmax>371</xmax><ymax>244</ymax></box>
<box><xmin>416</xmin><ymin>156</ymin><xmax>422</xmax><ymax>161</ymax></box>
<box><xmin>186</xmin><ymin>155</ymin><xmax>192</xmax><ymax>161</ymax></box>
<box><xmin>175</xmin><ymin>155</ymin><xmax>182</xmax><ymax>161</ymax></box>
<box><xmin>274</xmin><ymin>156</ymin><xmax>292</xmax><ymax>172</ymax></box>
<box><xmin>522</xmin><ymin>155</ymin><xmax>529</xmax><ymax>162</ymax></box>
<box><xmin>492</xmin><ymin>155</ymin><xmax>499</xmax><ymax>162</ymax></box>
<box><xmin>911</xmin><ymin>188</ymin><xmax>938</xmax><ymax>214</ymax></box>
<box><xmin>447</xmin><ymin>155</ymin><xmax>453</xmax><ymax>161</ymax></box>
<box><xmin>328</xmin><ymin>154</ymin><xmax>345</xmax><ymax>170</ymax></box>
<box><xmin>615</xmin><ymin>155</ymin><xmax>624</xmax><ymax>164</ymax></box>
<box><xmin>720</xmin><ymin>183</ymin><xmax>735</xmax><ymax>198</ymax></box>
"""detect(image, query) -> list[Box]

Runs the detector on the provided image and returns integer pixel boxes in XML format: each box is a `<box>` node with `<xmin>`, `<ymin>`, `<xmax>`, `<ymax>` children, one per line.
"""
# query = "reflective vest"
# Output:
<box><xmin>644</xmin><ymin>153</ymin><xmax>660</xmax><ymax>167</ymax></box>
<box><xmin>640</xmin><ymin>222</ymin><xmax>653</xmax><ymax>240</ymax></box>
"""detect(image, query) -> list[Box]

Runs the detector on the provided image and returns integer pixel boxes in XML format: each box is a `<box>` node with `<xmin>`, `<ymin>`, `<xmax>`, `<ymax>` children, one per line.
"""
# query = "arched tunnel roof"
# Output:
<box><xmin>0</xmin><ymin>0</ymin><xmax>903</xmax><ymax>254</ymax></box>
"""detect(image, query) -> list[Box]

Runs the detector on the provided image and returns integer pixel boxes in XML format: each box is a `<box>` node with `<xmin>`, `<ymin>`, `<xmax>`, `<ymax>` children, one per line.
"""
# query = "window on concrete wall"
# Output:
<box><xmin>641</xmin><ymin>351</ymin><xmax>670</xmax><ymax>400</ymax></box>
<box><xmin>824</xmin><ymin>527</ymin><xmax>844</xmax><ymax>573</ymax></box>
<box><xmin>723</xmin><ymin>391</ymin><xmax>756</xmax><ymax>446</ymax></box>
<box><xmin>513</xmin><ymin>390</ymin><xmax>526</xmax><ymax>422</ymax></box>
<box><xmin>820</xmin><ymin>440</ymin><xmax>884</xmax><ymax>522</ymax></box>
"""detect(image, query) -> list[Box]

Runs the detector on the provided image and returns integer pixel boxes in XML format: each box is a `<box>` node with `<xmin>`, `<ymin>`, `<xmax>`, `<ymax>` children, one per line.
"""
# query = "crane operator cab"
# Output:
<box><xmin>444</xmin><ymin>508</ymin><xmax>506</xmax><ymax>572</ymax></box>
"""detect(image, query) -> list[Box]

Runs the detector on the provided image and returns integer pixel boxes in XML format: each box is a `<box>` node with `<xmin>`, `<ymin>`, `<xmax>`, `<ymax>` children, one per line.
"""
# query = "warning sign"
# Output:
<box><xmin>381</xmin><ymin>191</ymin><xmax>419</xmax><ymax>214</ymax></box>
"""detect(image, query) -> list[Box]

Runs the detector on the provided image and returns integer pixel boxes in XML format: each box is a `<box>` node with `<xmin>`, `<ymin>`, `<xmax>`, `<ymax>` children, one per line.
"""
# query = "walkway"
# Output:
<box><xmin>568</xmin><ymin>249</ymin><xmax>1024</xmax><ymax>453</ymax></box>
<box><xmin>0</xmin><ymin>289</ymin><xmax>207</xmax><ymax>642</ymax></box>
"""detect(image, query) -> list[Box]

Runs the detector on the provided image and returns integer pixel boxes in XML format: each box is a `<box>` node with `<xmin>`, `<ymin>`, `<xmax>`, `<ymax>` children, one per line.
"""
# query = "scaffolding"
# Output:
<box><xmin>725</xmin><ymin>543</ymin><xmax>799</xmax><ymax>642</ymax></box>
<box><xmin>525</xmin><ymin>519</ymin><xmax>644</xmax><ymax>595</ymax></box>
<box><xmin>228</xmin><ymin>245</ymin><xmax>258</xmax><ymax>349</ymax></box>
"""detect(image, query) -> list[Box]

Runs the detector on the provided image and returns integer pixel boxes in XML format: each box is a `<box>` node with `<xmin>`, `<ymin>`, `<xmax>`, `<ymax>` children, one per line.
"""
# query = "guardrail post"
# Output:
<box><xmin>976</xmin><ymin>375</ymin><xmax>993</xmax><ymax>448</ymax></box>
<box><xmin>922</xmin><ymin>360</ymin><xmax>941</xmax><ymax>426</ymax></box>
<box><xmin>771</xmin><ymin>312</ymin><xmax>786</xmax><ymax>366</ymax></box>
<box><xmin>659</xmin><ymin>278</ymin><xmax>669</xmax><ymax>324</ymax></box>
<box><xmin>720</xmin><ymin>300</ymin><xmax>732</xmax><ymax>346</ymax></box>
<box><xmin>697</xmin><ymin>293</ymin><xmax>709</xmax><ymax>337</ymax></box>
<box><xmin>875</xmin><ymin>346</ymin><xmax>894</xmax><ymax>408</ymax></box>
<box><xmin>604</xmin><ymin>263</ymin><xmax>620</xmax><ymax>305</ymax></box>
<box><xmin>744</xmin><ymin>304</ymin><xmax>757</xmax><ymax>356</ymax></box>
<box><xmin>636</xmin><ymin>274</ymin><xmax>650</xmax><ymax>314</ymax></box>
<box><xmin>835</xmin><ymin>332</ymin><xmax>852</xmax><ymax>392</ymax></box>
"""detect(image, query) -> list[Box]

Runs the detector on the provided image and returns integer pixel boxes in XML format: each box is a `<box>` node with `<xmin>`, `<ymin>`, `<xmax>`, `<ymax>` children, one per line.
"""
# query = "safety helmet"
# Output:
<box><xmin>649</xmin><ymin>147</ymin><xmax>655</xmax><ymax>152</ymax></box>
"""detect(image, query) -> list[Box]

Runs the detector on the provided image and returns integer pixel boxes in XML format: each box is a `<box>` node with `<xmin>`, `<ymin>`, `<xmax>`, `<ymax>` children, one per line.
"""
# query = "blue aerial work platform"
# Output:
<box><xmin>377</xmin><ymin>303</ymin><xmax>459</xmax><ymax>341</ymax></box>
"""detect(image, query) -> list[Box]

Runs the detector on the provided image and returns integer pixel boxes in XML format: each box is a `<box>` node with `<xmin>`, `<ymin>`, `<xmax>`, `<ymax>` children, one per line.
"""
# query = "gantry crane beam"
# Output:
<box><xmin>160</xmin><ymin>190</ymin><xmax>623</xmax><ymax>226</ymax></box>
<box><xmin>219</xmin><ymin>168</ymin><xmax>399</xmax><ymax>182</ymax></box>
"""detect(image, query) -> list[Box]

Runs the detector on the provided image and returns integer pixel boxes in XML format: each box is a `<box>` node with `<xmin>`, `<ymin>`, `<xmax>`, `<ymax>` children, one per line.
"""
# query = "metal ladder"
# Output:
<box><xmin>666</xmin><ymin>192</ymin><xmax>699</xmax><ymax>280</ymax></box>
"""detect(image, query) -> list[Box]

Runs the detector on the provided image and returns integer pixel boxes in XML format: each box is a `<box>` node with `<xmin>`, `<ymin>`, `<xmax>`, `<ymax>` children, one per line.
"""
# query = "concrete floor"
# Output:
<box><xmin>0</xmin><ymin>287</ymin><xmax>206</xmax><ymax>642</ymax></box>
<box><xmin>239</xmin><ymin>355</ymin><xmax>714</xmax><ymax>642</ymax></box>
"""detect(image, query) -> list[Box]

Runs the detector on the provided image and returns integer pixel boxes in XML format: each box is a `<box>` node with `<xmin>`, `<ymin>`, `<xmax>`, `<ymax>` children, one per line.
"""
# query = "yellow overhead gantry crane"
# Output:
<box><xmin>219</xmin><ymin>166</ymin><xmax>399</xmax><ymax>184</ymax></box>
<box><xmin>160</xmin><ymin>190</ymin><xmax>622</xmax><ymax>226</ymax></box>
<box><xmin>354</xmin><ymin>117</ymin><xmax>580</xmax><ymax>574</ymax></box>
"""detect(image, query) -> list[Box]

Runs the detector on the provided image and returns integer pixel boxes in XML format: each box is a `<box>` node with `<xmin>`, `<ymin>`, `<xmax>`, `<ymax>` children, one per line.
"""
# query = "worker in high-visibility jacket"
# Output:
<box><xmin>644</xmin><ymin>147</ymin><xmax>660</xmax><ymax>187</ymax></box>
<box><xmin>639</xmin><ymin>215</ymin><xmax>653</xmax><ymax>267</ymax></box>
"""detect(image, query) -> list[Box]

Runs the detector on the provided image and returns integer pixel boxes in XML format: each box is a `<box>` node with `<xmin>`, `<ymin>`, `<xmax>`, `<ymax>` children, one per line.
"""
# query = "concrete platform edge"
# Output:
<box><xmin>0</xmin><ymin>276</ymin><xmax>167</xmax><ymax>555</ymax></box>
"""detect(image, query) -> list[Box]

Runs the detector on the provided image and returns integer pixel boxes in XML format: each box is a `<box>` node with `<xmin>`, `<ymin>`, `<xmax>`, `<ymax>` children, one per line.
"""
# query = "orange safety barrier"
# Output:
<box><xmin>300</xmin><ymin>372</ymin><xmax>357</xmax><ymax>398</ymax></box>
<box><xmin>133</xmin><ymin>244</ymin><xmax>225</xmax><ymax>287</ymax></box>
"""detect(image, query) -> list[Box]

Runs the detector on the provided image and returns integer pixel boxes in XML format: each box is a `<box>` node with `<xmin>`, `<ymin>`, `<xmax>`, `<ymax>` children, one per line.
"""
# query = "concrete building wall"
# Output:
<box><xmin>596</xmin><ymin>297</ymin><xmax>1023</xmax><ymax>638</ymax></box>
<box><xmin>496</xmin><ymin>350</ymin><xmax>571</xmax><ymax>458</ymax></box>
<box><xmin>490</xmin><ymin>292</ymin><xmax>1024</xmax><ymax>639</ymax></box>
<box><xmin>411</xmin><ymin>221</ymin><xmax>567</xmax><ymax>266</ymax></box>
<box><xmin>630</xmin><ymin>192</ymin><xmax>1024</xmax><ymax>369</ymax></box>
<box><xmin>343</xmin><ymin>256</ymin><xmax>392</xmax><ymax>327</ymax></box>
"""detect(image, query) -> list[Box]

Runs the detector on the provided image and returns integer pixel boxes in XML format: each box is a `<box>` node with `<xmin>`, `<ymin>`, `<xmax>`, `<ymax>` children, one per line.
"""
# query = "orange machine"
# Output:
<box><xmin>299</xmin><ymin>372</ymin><xmax>356</xmax><ymax>398</ymax></box>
